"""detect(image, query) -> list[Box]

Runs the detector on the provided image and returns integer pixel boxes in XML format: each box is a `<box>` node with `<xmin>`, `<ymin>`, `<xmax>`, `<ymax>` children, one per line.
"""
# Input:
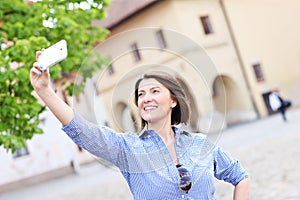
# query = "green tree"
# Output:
<box><xmin>0</xmin><ymin>0</ymin><xmax>110</xmax><ymax>152</ymax></box>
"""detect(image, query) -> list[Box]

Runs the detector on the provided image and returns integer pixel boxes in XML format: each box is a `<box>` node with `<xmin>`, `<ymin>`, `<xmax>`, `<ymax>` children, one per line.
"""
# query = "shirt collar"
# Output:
<box><xmin>139</xmin><ymin>129</ymin><xmax>154</xmax><ymax>139</ymax></box>
<box><xmin>139</xmin><ymin>126</ymin><xmax>189</xmax><ymax>139</ymax></box>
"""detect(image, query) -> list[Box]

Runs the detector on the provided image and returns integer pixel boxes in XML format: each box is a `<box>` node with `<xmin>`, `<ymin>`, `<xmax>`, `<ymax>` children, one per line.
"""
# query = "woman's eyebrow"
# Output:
<box><xmin>138</xmin><ymin>85</ymin><xmax>161</xmax><ymax>92</ymax></box>
<box><xmin>150</xmin><ymin>86</ymin><xmax>160</xmax><ymax>90</ymax></box>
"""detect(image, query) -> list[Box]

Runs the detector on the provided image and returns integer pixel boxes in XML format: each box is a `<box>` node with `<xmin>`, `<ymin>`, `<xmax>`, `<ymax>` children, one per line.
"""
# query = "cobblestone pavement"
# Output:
<box><xmin>214</xmin><ymin>109</ymin><xmax>300</xmax><ymax>200</ymax></box>
<box><xmin>1</xmin><ymin>109</ymin><xmax>300</xmax><ymax>200</ymax></box>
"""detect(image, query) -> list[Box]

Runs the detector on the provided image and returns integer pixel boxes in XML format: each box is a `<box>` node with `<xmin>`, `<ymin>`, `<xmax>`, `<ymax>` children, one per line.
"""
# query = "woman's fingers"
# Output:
<box><xmin>32</xmin><ymin>62</ymin><xmax>42</xmax><ymax>74</ymax></box>
<box><xmin>35</xmin><ymin>49</ymin><xmax>44</xmax><ymax>61</ymax></box>
<box><xmin>32</xmin><ymin>62</ymin><xmax>49</xmax><ymax>76</ymax></box>
<box><xmin>31</xmin><ymin>50</ymin><xmax>50</xmax><ymax>90</ymax></box>
<box><xmin>36</xmin><ymin>51</ymin><xmax>42</xmax><ymax>61</ymax></box>
<box><xmin>33</xmin><ymin>61</ymin><xmax>39</xmax><ymax>68</ymax></box>
<box><xmin>31</xmin><ymin>67</ymin><xmax>42</xmax><ymax>75</ymax></box>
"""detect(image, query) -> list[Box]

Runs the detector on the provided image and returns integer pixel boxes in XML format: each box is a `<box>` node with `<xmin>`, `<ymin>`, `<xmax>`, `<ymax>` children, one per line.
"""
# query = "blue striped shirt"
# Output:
<box><xmin>62</xmin><ymin>114</ymin><xmax>248</xmax><ymax>200</ymax></box>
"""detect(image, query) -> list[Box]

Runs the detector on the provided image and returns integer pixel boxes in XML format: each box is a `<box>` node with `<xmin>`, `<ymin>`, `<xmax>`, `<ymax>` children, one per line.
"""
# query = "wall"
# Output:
<box><xmin>94</xmin><ymin>0</ymin><xmax>257</xmax><ymax>132</ymax></box>
<box><xmin>223</xmin><ymin>0</ymin><xmax>300</xmax><ymax>115</ymax></box>
<box><xmin>0</xmin><ymin>109</ymin><xmax>76</xmax><ymax>190</ymax></box>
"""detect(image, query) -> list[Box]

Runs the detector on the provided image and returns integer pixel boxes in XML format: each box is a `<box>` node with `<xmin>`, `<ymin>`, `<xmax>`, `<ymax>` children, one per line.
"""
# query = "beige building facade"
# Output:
<box><xmin>90</xmin><ymin>0</ymin><xmax>300</xmax><ymax>133</ymax></box>
<box><xmin>221</xmin><ymin>0</ymin><xmax>300</xmax><ymax>114</ymax></box>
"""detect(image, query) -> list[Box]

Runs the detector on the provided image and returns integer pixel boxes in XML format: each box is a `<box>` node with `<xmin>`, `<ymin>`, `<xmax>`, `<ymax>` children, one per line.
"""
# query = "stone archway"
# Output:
<box><xmin>212</xmin><ymin>75</ymin><xmax>242</xmax><ymax>125</ymax></box>
<box><xmin>177</xmin><ymin>78</ymin><xmax>199</xmax><ymax>132</ymax></box>
<box><xmin>115</xmin><ymin>102</ymin><xmax>136</xmax><ymax>132</ymax></box>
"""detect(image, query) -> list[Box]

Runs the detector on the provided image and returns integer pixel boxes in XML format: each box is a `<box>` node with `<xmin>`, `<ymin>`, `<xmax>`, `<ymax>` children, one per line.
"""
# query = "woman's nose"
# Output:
<box><xmin>142</xmin><ymin>93</ymin><xmax>153</xmax><ymax>103</ymax></box>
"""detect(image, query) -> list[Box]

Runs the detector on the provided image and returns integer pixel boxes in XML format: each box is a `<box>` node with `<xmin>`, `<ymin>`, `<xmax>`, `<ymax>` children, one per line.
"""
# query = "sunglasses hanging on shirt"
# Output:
<box><xmin>176</xmin><ymin>164</ymin><xmax>192</xmax><ymax>193</ymax></box>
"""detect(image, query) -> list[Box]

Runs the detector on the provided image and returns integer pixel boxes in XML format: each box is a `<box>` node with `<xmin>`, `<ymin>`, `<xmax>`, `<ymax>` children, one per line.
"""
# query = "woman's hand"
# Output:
<box><xmin>30</xmin><ymin>50</ymin><xmax>51</xmax><ymax>91</ymax></box>
<box><xmin>29</xmin><ymin>50</ymin><xmax>74</xmax><ymax>125</ymax></box>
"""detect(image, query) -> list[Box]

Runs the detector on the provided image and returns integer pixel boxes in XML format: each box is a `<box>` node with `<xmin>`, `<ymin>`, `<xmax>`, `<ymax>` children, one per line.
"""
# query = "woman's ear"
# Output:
<box><xmin>171</xmin><ymin>97</ymin><xmax>177</xmax><ymax>108</ymax></box>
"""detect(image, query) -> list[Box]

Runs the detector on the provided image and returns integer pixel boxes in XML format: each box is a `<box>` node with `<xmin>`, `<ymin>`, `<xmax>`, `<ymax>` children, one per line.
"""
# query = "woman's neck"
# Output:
<box><xmin>148</xmin><ymin>121</ymin><xmax>175</xmax><ymax>145</ymax></box>
<box><xmin>148</xmin><ymin>119</ymin><xmax>178</xmax><ymax>165</ymax></box>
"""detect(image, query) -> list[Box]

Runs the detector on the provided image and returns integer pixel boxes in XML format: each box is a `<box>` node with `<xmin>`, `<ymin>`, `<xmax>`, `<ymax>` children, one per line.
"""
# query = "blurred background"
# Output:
<box><xmin>1</xmin><ymin>0</ymin><xmax>300</xmax><ymax>199</ymax></box>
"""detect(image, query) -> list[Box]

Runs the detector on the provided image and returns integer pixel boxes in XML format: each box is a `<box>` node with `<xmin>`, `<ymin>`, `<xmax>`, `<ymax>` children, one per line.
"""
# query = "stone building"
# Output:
<box><xmin>84</xmin><ymin>0</ymin><xmax>300</xmax><ymax>134</ymax></box>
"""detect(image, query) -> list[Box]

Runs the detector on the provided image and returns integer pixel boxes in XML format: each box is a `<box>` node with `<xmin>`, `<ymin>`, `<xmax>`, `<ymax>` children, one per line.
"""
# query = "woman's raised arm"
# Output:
<box><xmin>30</xmin><ymin>51</ymin><xmax>74</xmax><ymax>125</ymax></box>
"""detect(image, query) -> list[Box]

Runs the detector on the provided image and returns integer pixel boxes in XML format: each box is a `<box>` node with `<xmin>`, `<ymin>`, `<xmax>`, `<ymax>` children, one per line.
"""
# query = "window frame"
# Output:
<box><xmin>200</xmin><ymin>15</ymin><xmax>214</xmax><ymax>35</ymax></box>
<box><xmin>156</xmin><ymin>29</ymin><xmax>167</xmax><ymax>49</ymax></box>
<box><xmin>131</xmin><ymin>43</ymin><xmax>141</xmax><ymax>62</ymax></box>
<box><xmin>13</xmin><ymin>145</ymin><xmax>30</xmax><ymax>159</ymax></box>
<box><xmin>252</xmin><ymin>62</ymin><xmax>265</xmax><ymax>82</ymax></box>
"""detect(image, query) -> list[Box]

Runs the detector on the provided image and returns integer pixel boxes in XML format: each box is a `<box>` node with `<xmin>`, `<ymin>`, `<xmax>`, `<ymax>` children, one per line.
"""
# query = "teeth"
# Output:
<box><xmin>144</xmin><ymin>106</ymin><xmax>156</xmax><ymax>111</ymax></box>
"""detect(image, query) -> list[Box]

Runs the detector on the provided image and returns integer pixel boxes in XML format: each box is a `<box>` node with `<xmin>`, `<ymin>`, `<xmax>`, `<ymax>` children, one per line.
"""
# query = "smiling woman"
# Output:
<box><xmin>134</xmin><ymin>71</ymin><xmax>190</xmax><ymax>131</ymax></box>
<box><xmin>30</xmin><ymin>56</ymin><xmax>250</xmax><ymax>199</ymax></box>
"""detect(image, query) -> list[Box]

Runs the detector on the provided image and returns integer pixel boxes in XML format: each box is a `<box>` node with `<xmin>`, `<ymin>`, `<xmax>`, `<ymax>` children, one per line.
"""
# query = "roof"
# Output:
<box><xmin>93</xmin><ymin>0</ymin><xmax>158</xmax><ymax>29</ymax></box>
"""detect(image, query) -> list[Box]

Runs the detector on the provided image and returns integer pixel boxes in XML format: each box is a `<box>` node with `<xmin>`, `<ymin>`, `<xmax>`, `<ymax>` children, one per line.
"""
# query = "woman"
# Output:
<box><xmin>30</xmin><ymin>51</ymin><xmax>250</xmax><ymax>199</ymax></box>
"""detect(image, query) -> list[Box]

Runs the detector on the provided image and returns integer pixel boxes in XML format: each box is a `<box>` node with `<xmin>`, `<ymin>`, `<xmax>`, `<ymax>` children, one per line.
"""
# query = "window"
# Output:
<box><xmin>8</xmin><ymin>131</ymin><xmax>30</xmax><ymax>158</ymax></box>
<box><xmin>156</xmin><ymin>29</ymin><xmax>167</xmax><ymax>49</ymax></box>
<box><xmin>93</xmin><ymin>81</ymin><xmax>100</xmax><ymax>96</ymax></box>
<box><xmin>252</xmin><ymin>62</ymin><xmax>264</xmax><ymax>82</ymax></box>
<box><xmin>200</xmin><ymin>15</ymin><xmax>214</xmax><ymax>35</ymax></box>
<box><xmin>131</xmin><ymin>43</ymin><xmax>141</xmax><ymax>62</ymax></box>
<box><xmin>13</xmin><ymin>145</ymin><xmax>29</xmax><ymax>158</ymax></box>
<box><xmin>105</xmin><ymin>56</ymin><xmax>114</xmax><ymax>75</ymax></box>
<box><xmin>108</xmin><ymin>63</ymin><xmax>114</xmax><ymax>75</ymax></box>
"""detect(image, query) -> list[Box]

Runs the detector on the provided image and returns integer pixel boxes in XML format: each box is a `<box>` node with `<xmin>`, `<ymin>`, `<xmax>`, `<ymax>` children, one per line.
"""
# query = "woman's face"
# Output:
<box><xmin>137</xmin><ymin>78</ymin><xmax>177</xmax><ymax>125</ymax></box>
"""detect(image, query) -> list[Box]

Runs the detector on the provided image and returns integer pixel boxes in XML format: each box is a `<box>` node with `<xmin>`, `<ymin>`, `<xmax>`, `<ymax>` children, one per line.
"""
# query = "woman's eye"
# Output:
<box><xmin>138</xmin><ymin>93</ymin><xmax>143</xmax><ymax>97</ymax></box>
<box><xmin>153</xmin><ymin>89</ymin><xmax>159</xmax><ymax>93</ymax></box>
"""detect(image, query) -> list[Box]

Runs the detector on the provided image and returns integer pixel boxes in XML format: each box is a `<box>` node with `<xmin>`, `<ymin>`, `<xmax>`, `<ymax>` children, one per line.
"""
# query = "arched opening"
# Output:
<box><xmin>115</xmin><ymin>102</ymin><xmax>136</xmax><ymax>132</ymax></box>
<box><xmin>177</xmin><ymin>78</ymin><xmax>199</xmax><ymax>132</ymax></box>
<box><xmin>212</xmin><ymin>75</ymin><xmax>242</xmax><ymax>125</ymax></box>
<box><xmin>212</xmin><ymin>75</ymin><xmax>227</xmax><ymax>114</ymax></box>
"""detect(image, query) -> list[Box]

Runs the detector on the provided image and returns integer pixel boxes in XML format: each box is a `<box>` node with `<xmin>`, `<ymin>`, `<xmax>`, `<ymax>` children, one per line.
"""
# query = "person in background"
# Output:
<box><xmin>30</xmin><ymin>50</ymin><xmax>250</xmax><ymax>199</ymax></box>
<box><xmin>269</xmin><ymin>89</ymin><xmax>292</xmax><ymax>122</ymax></box>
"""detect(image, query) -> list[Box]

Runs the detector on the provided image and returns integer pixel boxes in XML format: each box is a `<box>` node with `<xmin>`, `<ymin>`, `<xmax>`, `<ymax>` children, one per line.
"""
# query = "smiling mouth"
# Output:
<box><xmin>144</xmin><ymin>106</ymin><xmax>157</xmax><ymax>111</ymax></box>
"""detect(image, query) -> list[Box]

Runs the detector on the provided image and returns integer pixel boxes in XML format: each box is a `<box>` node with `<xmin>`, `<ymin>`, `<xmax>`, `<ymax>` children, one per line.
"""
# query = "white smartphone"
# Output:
<box><xmin>38</xmin><ymin>40</ymin><xmax>68</xmax><ymax>70</ymax></box>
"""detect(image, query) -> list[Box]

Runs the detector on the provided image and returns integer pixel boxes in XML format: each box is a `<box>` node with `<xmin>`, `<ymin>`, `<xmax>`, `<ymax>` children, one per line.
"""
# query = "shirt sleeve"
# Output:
<box><xmin>213</xmin><ymin>146</ymin><xmax>249</xmax><ymax>186</ymax></box>
<box><xmin>62</xmin><ymin>112</ymin><xmax>127</xmax><ymax>167</ymax></box>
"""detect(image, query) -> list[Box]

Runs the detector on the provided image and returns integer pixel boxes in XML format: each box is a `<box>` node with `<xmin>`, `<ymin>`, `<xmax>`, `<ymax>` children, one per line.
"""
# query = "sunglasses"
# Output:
<box><xmin>176</xmin><ymin>164</ymin><xmax>192</xmax><ymax>193</ymax></box>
